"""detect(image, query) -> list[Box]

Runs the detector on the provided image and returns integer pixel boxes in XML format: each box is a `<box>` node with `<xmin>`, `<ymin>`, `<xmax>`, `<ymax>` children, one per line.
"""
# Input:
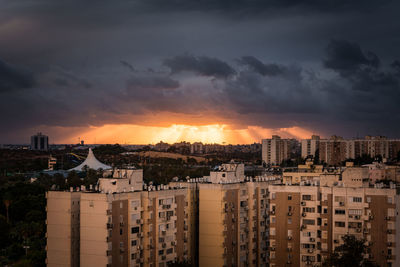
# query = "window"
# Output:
<box><xmin>164</xmin><ymin>198</ymin><xmax>173</xmax><ymax>205</ymax></box>
<box><xmin>288</xmin><ymin>218</ymin><xmax>292</xmax><ymax>224</ymax></box>
<box><xmin>131</xmin><ymin>240</ymin><xmax>137</xmax><ymax>246</ymax></box>
<box><xmin>348</xmin><ymin>209</ymin><xmax>362</xmax><ymax>215</ymax></box>
<box><xmin>303</xmin><ymin>219</ymin><xmax>315</xmax><ymax>225</ymax></box>
<box><xmin>131</xmin><ymin>253</ymin><xmax>137</xmax><ymax>260</ymax></box>
<box><xmin>270</xmin><ymin>228</ymin><xmax>276</xmax><ymax>236</ymax></box>
<box><xmin>302</xmin><ymin>195</ymin><xmax>312</xmax><ymax>201</ymax></box>
<box><xmin>350</xmin><ymin>197</ymin><xmax>362</xmax><ymax>203</ymax></box>
<box><xmin>158</xmin><ymin>250</ymin><xmax>164</xmax><ymax>255</ymax></box>
<box><xmin>334</xmin><ymin>196</ymin><xmax>345</xmax><ymax>202</ymax></box>
<box><xmin>288</xmin><ymin>195</ymin><xmax>292</xmax><ymax>200</ymax></box>
<box><xmin>366</xmin><ymin>197</ymin><xmax>371</xmax><ymax>203</ymax></box>
<box><xmin>271</xmin><ymin>193</ymin><xmax>276</xmax><ymax>200</ymax></box>
<box><xmin>388</xmin><ymin>197</ymin><xmax>393</xmax><ymax>204</ymax></box>
<box><xmin>166</xmin><ymin>248</ymin><xmax>173</xmax><ymax>254</ymax></box>
<box><xmin>335</xmin><ymin>209</ymin><xmax>345</xmax><ymax>215</ymax></box>
<box><xmin>335</xmin><ymin>221</ymin><xmax>345</xmax><ymax>227</ymax></box>
<box><xmin>120</xmin><ymin>202</ymin><xmax>123</xmax><ymax>208</ymax></box>
<box><xmin>131</xmin><ymin>227</ymin><xmax>140</xmax><ymax>234</ymax></box>
<box><xmin>120</xmin><ymin>229</ymin><xmax>123</xmax><ymax>235</ymax></box>
<box><xmin>303</xmin><ymin>207</ymin><xmax>315</xmax><ymax>213</ymax></box>
<box><xmin>288</xmin><ymin>230</ymin><xmax>292</xmax><ymax>237</ymax></box>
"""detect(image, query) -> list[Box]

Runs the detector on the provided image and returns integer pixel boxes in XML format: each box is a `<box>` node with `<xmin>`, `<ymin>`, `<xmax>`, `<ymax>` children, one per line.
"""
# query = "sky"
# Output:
<box><xmin>1</xmin><ymin>0</ymin><xmax>400</xmax><ymax>144</ymax></box>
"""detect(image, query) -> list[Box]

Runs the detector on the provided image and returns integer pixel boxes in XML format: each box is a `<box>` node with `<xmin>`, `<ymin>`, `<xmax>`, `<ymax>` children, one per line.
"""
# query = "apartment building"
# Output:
<box><xmin>301</xmin><ymin>135</ymin><xmax>320</xmax><ymax>159</ymax></box>
<box><xmin>198</xmin><ymin>182</ymin><xmax>272</xmax><ymax>267</ymax></box>
<box><xmin>262</xmin><ymin>135</ymin><xmax>291</xmax><ymax>165</ymax></box>
<box><xmin>46</xmin><ymin>169</ymin><xmax>195</xmax><ymax>267</ymax></box>
<box><xmin>268</xmin><ymin>185</ymin><xmax>399</xmax><ymax>267</ymax></box>
<box><xmin>308</xmin><ymin>135</ymin><xmax>400</xmax><ymax>165</ymax></box>
<box><xmin>47</xmin><ymin>158</ymin><xmax>400</xmax><ymax>267</ymax></box>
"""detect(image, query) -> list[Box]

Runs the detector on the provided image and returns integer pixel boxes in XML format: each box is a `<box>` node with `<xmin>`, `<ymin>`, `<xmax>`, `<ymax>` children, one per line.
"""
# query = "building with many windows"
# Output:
<box><xmin>46</xmin><ymin>168</ymin><xmax>195</xmax><ymax>267</ymax></box>
<box><xmin>30</xmin><ymin>132</ymin><xmax>49</xmax><ymax>151</ymax></box>
<box><xmin>46</xmin><ymin>154</ymin><xmax>400</xmax><ymax>267</ymax></box>
<box><xmin>262</xmin><ymin>135</ymin><xmax>291</xmax><ymax>165</ymax></box>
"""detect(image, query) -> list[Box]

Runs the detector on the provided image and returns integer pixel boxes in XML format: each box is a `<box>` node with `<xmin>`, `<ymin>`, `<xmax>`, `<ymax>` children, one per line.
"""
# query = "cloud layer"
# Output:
<box><xmin>0</xmin><ymin>0</ymin><xmax>400</xmax><ymax>143</ymax></box>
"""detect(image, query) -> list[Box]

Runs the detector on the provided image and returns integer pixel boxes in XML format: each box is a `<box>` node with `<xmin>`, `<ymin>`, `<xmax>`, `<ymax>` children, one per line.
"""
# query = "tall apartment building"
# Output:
<box><xmin>30</xmin><ymin>132</ymin><xmax>49</xmax><ymax>150</ymax></box>
<box><xmin>47</xmin><ymin>152</ymin><xmax>400</xmax><ymax>267</ymax></box>
<box><xmin>318</xmin><ymin>136</ymin><xmax>350</xmax><ymax>166</ymax></box>
<box><xmin>268</xmin><ymin>185</ymin><xmax>400</xmax><ymax>267</ymax></box>
<box><xmin>301</xmin><ymin>135</ymin><xmax>320</xmax><ymax>159</ymax></box>
<box><xmin>308</xmin><ymin>135</ymin><xmax>400</xmax><ymax>165</ymax></box>
<box><xmin>262</xmin><ymin>135</ymin><xmax>291</xmax><ymax>165</ymax></box>
<box><xmin>46</xmin><ymin>169</ymin><xmax>195</xmax><ymax>267</ymax></box>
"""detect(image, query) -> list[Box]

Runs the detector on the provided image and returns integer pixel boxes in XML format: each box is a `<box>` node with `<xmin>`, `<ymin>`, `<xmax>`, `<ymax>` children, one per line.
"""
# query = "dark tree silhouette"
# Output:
<box><xmin>324</xmin><ymin>235</ymin><xmax>378</xmax><ymax>267</ymax></box>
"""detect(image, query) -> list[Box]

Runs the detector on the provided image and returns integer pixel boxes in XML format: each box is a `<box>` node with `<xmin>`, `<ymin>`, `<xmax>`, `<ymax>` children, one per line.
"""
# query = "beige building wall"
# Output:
<box><xmin>46</xmin><ymin>191</ymin><xmax>81</xmax><ymax>267</ymax></box>
<box><xmin>199</xmin><ymin>184</ymin><xmax>225</xmax><ymax>267</ymax></box>
<box><xmin>80</xmin><ymin>193</ymin><xmax>110</xmax><ymax>267</ymax></box>
<box><xmin>341</xmin><ymin>167</ymin><xmax>369</xmax><ymax>187</ymax></box>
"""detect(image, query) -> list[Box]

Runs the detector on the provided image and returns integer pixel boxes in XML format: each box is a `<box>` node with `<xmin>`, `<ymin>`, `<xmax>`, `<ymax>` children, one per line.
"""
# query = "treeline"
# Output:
<box><xmin>0</xmin><ymin>176</ymin><xmax>47</xmax><ymax>266</ymax></box>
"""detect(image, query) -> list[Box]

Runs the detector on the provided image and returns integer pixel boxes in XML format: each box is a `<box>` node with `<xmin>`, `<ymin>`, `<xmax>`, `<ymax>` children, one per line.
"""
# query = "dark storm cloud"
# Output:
<box><xmin>126</xmin><ymin>75</ymin><xmax>180</xmax><ymax>92</ymax></box>
<box><xmin>323</xmin><ymin>39</ymin><xmax>400</xmax><ymax>94</ymax></box>
<box><xmin>163</xmin><ymin>54</ymin><xmax>236</xmax><ymax>79</ymax></box>
<box><xmin>0</xmin><ymin>59</ymin><xmax>35</xmax><ymax>92</ymax></box>
<box><xmin>324</xmin><ymin>39</ymin><xmax>380</xmax><ymax>76</ymax></box>
<box><xmin>120</xmin><ymin>61</ymin><xmax>135</xmax><ymax>72</ymax></box>
<box><xmin>237</xmin><ymin>56</ymin><xmax>286</xmax><ymax>76</ymax></box>
<box><xmin>391</xmin><ymin>60</ymin><xmax>400</xmax><ymax>74</ymax></box>
<box><xmin>145</xmin><ymin>0</ymin><xmax>391</xmax><ymax>13</ymax></box>
<box><xmin>0</xmin><ymin>0</ymin><xmax>400</xmax><ymax>143</ymax></box>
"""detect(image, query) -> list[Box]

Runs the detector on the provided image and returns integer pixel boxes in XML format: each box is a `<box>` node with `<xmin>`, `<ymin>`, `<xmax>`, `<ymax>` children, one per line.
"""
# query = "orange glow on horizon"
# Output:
<box><xmin>49</xmin><ymin>124</ymin><xmax>316</xmax><ymax>145</ymax></box>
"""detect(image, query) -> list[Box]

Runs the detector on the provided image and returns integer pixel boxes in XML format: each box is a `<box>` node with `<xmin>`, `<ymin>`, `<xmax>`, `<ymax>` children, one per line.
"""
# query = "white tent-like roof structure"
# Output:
<box><xmin>69</xmin><ymin>148</ymin><xmax>111</xmax><ymax>171</ymax></box>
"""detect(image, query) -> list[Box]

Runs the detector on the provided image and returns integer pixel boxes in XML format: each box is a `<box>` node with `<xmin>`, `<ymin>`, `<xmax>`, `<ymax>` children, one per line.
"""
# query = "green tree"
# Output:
<box><xmin>324</xmin><ymin>235</ymin><xmax>378</xmax><ymax>267</ymax></box>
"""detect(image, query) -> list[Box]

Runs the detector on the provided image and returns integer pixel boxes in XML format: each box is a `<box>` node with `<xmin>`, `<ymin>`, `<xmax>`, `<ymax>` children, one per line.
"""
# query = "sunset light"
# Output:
<box><xmin>53</xmin><ymin>124</ymin><xmax>316</xmax><ymax>144</ymax></box>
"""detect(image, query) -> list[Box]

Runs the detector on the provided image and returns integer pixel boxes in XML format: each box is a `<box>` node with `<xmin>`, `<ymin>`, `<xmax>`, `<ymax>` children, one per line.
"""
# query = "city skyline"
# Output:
<box><xmin>1</xmin><ymin>1</ymin><xmax>400</xmax><ymax>144</ymax></box>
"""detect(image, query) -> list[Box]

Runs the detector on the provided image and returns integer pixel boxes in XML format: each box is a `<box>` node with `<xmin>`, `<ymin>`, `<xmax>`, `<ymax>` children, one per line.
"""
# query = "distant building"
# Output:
<box><xmin>301</xmin><ymin>135</ymin><xmax>320</xmax><ymax>159</ymax></box>
<box><xmin>30</xmin><ymin>132</ymin><xmax>48</xmax><ymax>151</ymax></box>
<box><xmin>262</xmin><ymin>135</ymin><xmax>291</xmax><ymax>165</ymax></box>
<box><xmin>154</xmin><ymin>141</ymin><xmax>170</xmax><ymax>152</ymax></box>
<box><xmin>309</xmin><ymin>135</ymin><xmax>400</xmax><ymax>165</ymax></box>
<box><xmin>190</xmin><ymin>142</ymin><xmax>204</xmax><ymax>154</ymax></box>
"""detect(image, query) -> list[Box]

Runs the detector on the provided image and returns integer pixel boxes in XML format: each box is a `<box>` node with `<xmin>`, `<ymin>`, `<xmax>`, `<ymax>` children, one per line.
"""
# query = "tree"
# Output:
<box><xmin>3</xmin><ymin>192</ymin><xmax>12</xmax><ymax>223</ymax></box>
<box><xmin>324</xmin><ymin>235</ymin><xmax>378</xmax><ymax>267</ymax></box>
